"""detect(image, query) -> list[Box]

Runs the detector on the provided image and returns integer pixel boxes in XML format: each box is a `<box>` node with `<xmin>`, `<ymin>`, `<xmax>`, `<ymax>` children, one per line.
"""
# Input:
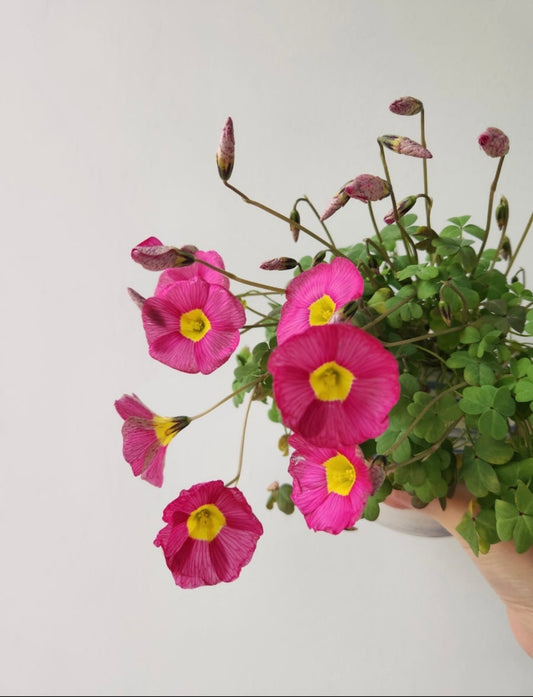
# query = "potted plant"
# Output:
<box><xmin>116</xmin><ymin>96</ymin><xmax>533</xmax><ymax>588</ymax></box>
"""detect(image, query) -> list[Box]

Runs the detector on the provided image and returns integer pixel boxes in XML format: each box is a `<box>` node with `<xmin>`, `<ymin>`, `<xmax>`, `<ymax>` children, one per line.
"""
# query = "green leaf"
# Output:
<box><xmin>516</xmin><ymin>480</ymin><xmax>533</xmax><ymax>515</ymax></box>
<box><xmin>456</xmin><ymin>512</ymin><xmax>479</xmax><ymax>555</ymax></box>
<box><xmin>478</xmin><ymin>409</ymin><xmax>508</xmax><ymax>440</ymax></box>
<box><xmin>513</xmin><ymin>515</ymin><xmax>533</xmax><ymax>553</ymax></box>
<box><xmin>463</xmin><ymin>223</ymin><xmax>486</xmax><ymax>240</ymax></box>
<box><xmin>276</xmin><ymin>484</ymin><xmax>295</xmax><ymax>514</ymax></box>
<box><xmin>495</xmin><ymin>499</ymin><xmax>518</xmax><ymax>541</ymax></box>
<box><xmin>460</xmin><ymin>448</ymin><xmax>500</xmax><ymax>496</ymax></box>
<box><xmin>474</xmin><ymin>435</ymin><xmax>514</xmax><ymax>464</ymax></box>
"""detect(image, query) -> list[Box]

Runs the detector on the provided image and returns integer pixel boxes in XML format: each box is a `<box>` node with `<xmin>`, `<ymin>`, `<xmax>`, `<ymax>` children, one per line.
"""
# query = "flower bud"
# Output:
<box><xmin>369</xmin><ymin>455</ymin><xmax>387</xmax><ymax>495</ymax></box>
<box><xmin>131</xmin><ymin>237</ymin><xmax>195</xmax><ymax>270</ymax></box>
<box><xmin>312</xmin><ymin>250</ymin><xmax>327</xmax><ymax>266</ymax></box>
<box><xmin>478</xmin><ymin>127</ymin><xmax>509</xmax><ymax>158</ymax></box>
<box><xmin>320</xmin><ymin>185</ymin><xmax>350</xmax><ymax>221</ymax></box>
<box><xmin>379</xmin><ymin>135</ymin><xmax>433</xmax><ymax>159</ymax></box>
<box><xmin>345</xmin><ymin>174</ymin><xmax>391</xmax><ymax>202</ymax></box>
<box><xmin>127</xmin><ymin>287</ymin><xmax>146</xmax><ymax>309</ymax></box>
<box><xmin>260</xmin><ymin>257</ymin><xmax>299</xmax><ymax>271</ymax></box>
<box><xmin>438</xmin><ymin>299</ymin><xmax>453</xmax><ymax>326</ymax></box>
<box><xmin>389</xmin><ymin>96</ymin><xmax>423</xmax><ymax>116</ymax></box>
<box><xmin>383</xmin><ymin>195</ymin><xmax>418</xmax><ymax>224</ymax></box>
<box><xmin>289</xmin><ymin>207</ymin><xmax>301</xmax><ymax>242</ymax></box>
<box><xmin>499</xmin><ymin>236</ymin><xmax>511</xmax><ymax>261</ymax></box>
<box><xmin>495</xmin><ymin>195</ymin><xmax>509</xmax><ymax>230</ymax></box>
<box><xmin>331</xmin><ymin>300</ymin><xmax>359</xmax><ymax>323</ymax></box>
<box><xmin>216</xmin><ymin>116</ymin><xmax>235</xmax><ymax>181</ymax></box>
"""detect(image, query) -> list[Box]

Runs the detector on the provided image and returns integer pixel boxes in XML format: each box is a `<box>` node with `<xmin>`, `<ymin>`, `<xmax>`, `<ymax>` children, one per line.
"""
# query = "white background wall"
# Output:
<box><xmin>2</xmin><ymin>1</ymin><xmax>533</xmax><ymax>695</ymax></box>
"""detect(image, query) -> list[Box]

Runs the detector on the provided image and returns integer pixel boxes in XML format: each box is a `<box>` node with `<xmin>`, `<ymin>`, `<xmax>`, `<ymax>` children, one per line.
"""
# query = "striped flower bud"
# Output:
<box><xmin>383</xmin><ymin>195</ymin><xmax>418</xmax><ymax>224</ymax></box>
<box><xmin>216</xmin><ymin>116</ymin><xmax>235</xmax><ymax>181</ymax></box>
<box><xmin>478</xmin><ymin>127</ymin><xmax>509</xmax><ymax>158</ymax></box>
<box><xmin>127</xmin><ymin>287</ymin><xmax>146</xmax><ymax>309</ymax></box>
<box><xmin>379</xmin><ymin>135</ymin><xmax>433</xmax><ymax>159</ymax></box>
<box><xmin>495</xmin><ymin>195</ymin><xmax>509</xmax><ymax>230</ymax></box>
<box><xmin>289</xmin><ymin>207</ymin><xmax>301</xmax><ymax>242</ymax></box>
<box><xmin>320</xmin><ymin>185</ymin><xmax>350</xmax><ymax>221</ymax></box>
<box><xmin>260</xmin><ymin>257</ymin><xmax>299</xmax><ymax>271</ymax></box>
<box><xmin>389</xmin><ymin>96</ymin><xmax>423</xmax><ymax>116</ymax></box>
<box><xmin>345</xmin><ymin>174</ymin><xmax>391</xmax><ymax>202</ymax></box>
<box><xmin>131</xmin><ymin>237</ymin><xmax>196</xmax><ymax>270</ymax></box>
<box><xmin>500</xmin><ymin>236</ymin><xmax>511</xmax><ymax>261</ymax></box>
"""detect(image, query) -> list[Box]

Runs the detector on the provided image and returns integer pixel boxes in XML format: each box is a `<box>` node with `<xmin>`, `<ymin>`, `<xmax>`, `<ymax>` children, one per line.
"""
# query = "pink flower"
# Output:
<box><xmin>216</xmin><ymin>116</ymin><xmax>235</xmax><ymax>181</ymax></box>
<box><xmin>478</xmin><ymin>127</ymin><xmax>510</xmax><ymax>158</ymax></box>
<box><xmin>153</xmin><ymin>480</ymin><xmax>263</xmax><ymax>588</ymax></box>
<box><xmin>345</xmin><ymin>174</ymin><xmax>391</xmax><ymax>202</ymax></box>
<box><xmin>288</xmin><ymin>433</ymin><xmax>373</xmax><ymax>534</ymax></box>
<box><xmin>379</xmin><ymin>135</ymin><xmax>432</xmax><ymax>159</ymax></box>
<box><xmin>142</xmin><ymin>276</ymin><xmax>245</xmax><ymax>374</ymax></box>
<box><xmin>267</xmin><ymin>323</ymin><xmax>400</xmax><ymax>447</ymax></box>
<box><xmin>320</xmin><ymin>185</ymin><xmax>350</xmax><ymax>221</ymax></box>
<box><xmin>115</xmin><ymin>393</ymin><xmax>190</xmax><ymax>487</ymax></box>
<box><xmin>131</xmin><ymin>237</ymin><xmax>196</xmax><ymax>271</ymax></box>
<box><xmin>155</xmin><ymin>249</ymin><xmax>230</xmax><ymax>292</ymax></box>
<box><xmin>276</xmin><ymin>257</ymin><xmax>364</xmax><ymax>345</ymax></box>
<box><xmin>389</xmin><ymin>96</ymin><xmax>423</xmax><ymax>116</ymax></box>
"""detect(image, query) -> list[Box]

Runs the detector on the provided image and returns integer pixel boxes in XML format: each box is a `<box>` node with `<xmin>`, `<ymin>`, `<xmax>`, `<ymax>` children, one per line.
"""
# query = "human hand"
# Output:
<box><xmin>385</xmin><ymin>487</ymin><xmax>533</xmax><ymax>658</ymax></box>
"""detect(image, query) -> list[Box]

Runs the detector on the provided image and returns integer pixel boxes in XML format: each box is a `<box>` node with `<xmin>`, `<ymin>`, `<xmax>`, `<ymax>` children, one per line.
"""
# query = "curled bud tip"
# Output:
<box><xmin>478</xmin><ymin>127</ymin><xmax>509</xmax><ymax>158</ymax></box>
<box><xmin>379</xmin><ymin>135</ymin><xmax>432</xmax><ymax>158</ymax></box>
<box><xmin>383</xmin><ymin>194</ymin><xmax>418</xmax><ymax>225</ymax></box>
<box><xmin>260</xmin><ymin>257</ymin><xmax>298</xmax><ymax>271</ymax></box>
<box><xmin>131</xmin><ymin>237</ymin><xmax>193</xmax><ymax>271</ymax></box>
<box><xmin>345</xmin><ymin>174</ymin><xmax>391</xmax><ymax>202</ymax></box>
<box><xmin>216</xmin><ymin>116</ymin><xmax>235</xmax><ymax>181</ymax></box>
<box><xmin>389</xmin><ymin>96</ymin><xmax>423</xmax><ymax>116</ymax></box>
<box><xmin>267</xmin><ymin>481</ymin><xmax>280</xmax><ymax>492</ymax></box>
<box><xmin>320</xmin><ymin>185</ymin><xmax>350</xmax><ymax>221</ymax></box>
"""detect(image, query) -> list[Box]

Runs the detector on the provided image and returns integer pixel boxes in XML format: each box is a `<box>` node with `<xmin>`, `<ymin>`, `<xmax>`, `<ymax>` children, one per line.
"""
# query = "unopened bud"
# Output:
<box><xmin>495</xmin><ymin>195</ymin><xmax>509</xmax><ymax>230</ymax></box>
<box><xmin>331</xmin><ymin>299</ymin><xmax>359</xmax><ymax>323</ymax></box>
<box><xmin>320</xmin><ymin>185</ymin><xmax>350</xmax><ymax>221</ymax></box>
<box><xmin>383</xmin><ymin>195</ymin><xmax>418</xmax><ymax>225</ymax></box>
<box><xmin>289</xmin><ymin>207</ymin><xmax>301</xmax><ymax>242</ymax></box>
<box><xmin>278</xmin><ymin>434</ymin><xmax>289</xmax><ymax>456</ymax></box>
<box><xmin>478</xmin><ymin>127</ymin><xmax>509</xmax><ymax>158</ymax></box>
<box><xmin>438</xmin><ymin>299</ymin><xmax>453</xmax><ymax>326</ymax></box>
<box><xmin>127</xmin><ymin>287</ymin><xmax>146</xmax><ymax>309</ymax></box>
<box><xmin>131</xmin><ymin>237</ymin><xmax>195</xmax><ymax>270</ymax></box>
<box><xmin>369</xmin><ymin>455</ymin><xmax>387</xmax><ymax>495</ymax></box>
<box><xmin>389</xmin><ymin>96</ymin><xmax>423</xmax><ymax>116</ymax></box>
<box><xmin>216</xmin><ymin>116</ymin><xmax>235</xmax><ymax>181</ymax></box>
<box><xmin>267</xmin><ymin>480</ymin><xmax>280</xmax><ymax>492</ymax></box>
<box><xmin>379</xmin><ymin>135</ymin><xmax>432</xmax><ymax>159</ymax></box>
<box><xmin>312</xmin><ymin>250</ymin><xmax>327</xmax><ymax>266</ymax></box>
<box><xmin>260</xmin><ymin>257</ymin><xmax>299</xmax><ymax>271</ymax></box>
<box><xmin>345</xmin><ymin>174</ymin><xmax>391</xmax><ymax>202</ymax></box>
<box><xmin>499</xmin><ymin>236</ymin><xmax>511</xmax><ymax>261</ymax></box>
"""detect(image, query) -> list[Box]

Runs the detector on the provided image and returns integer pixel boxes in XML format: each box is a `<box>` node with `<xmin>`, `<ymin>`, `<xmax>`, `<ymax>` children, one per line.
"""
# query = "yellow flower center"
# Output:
<box><xmin>187</xmin><ymin>504</ymin><xmax>226</xmax><ymax>541</ymax></box>
<box><xmin>180</xmin><ymin>308</ymin><xmax>211</xmax><ymax>341</ymax></box>
<box><xmin>324</xmin><ymin>453</ymin><xmax>356</xmax><ymax>495</ymax></box>
<box><xmin>308</xmin><ymin>294</ymin><xmax>336</xmax><ymax>326</ymax></box>
<box><xmin>309</xmin><ymin>361</ymin><xmax>354</xmax><ymax>401</ymax></box>
<box><xmin>153</xmin><ymin>416</ymin><xmax>178</xmax><ymax>446</ymax></box>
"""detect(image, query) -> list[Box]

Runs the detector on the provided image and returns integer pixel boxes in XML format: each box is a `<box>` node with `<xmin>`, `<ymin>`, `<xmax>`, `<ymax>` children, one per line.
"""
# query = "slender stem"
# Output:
<box><xmin>190</xmin><ymin>375</ymin><xmax>267</xmax><ymax>421</ymax></box>
<box><xmin>225</xmin><ymin>386</ymin><xmax>256</xmax><ymax>487</ymax></box>
<box><xmin>506</xmin><ymin>212</ymin><xmax>533</xmax><ymax>276</ymax></box>
<box><xmin>224</xmin><ymin>181</ymin><xmax>346</xmax><ymax>257</ymax></box>
<box><xmin>420</xmin><ymin>107</ymin><xmax>431</xmax><ymax>229</ymax></box>
<box><xmin>365</xmin><ymin>236</ymin><xmax>393</xmax><ymax>268</ymax></box>
<box><xmin>474</xmin><ymin>155</ymin><xmax>505</xmax><ymax>267</ymax></box>
<box><xmin>360</xmin><ymin>293</ymin><xmax>415</xmax><ymax>331</ymax></box>
<box><xmin>383</xmin><ymin>324</ymin><xmax>467</xmax><ymax>347</ymax></box>
<box><xmin>295</xmin><ymin>195</ymin><xmax>336</xmax><ymax>247</ymax></box>
<box><xmin>367</xmin><ymin>201</ymin><xmax>385</xmax><ymax>247</ymax></box>
<box><xmin>488</xmin><ymin>218</ymin><xmax>509</xmax><ymax>272</ymax></box>
<box><xmin>191</xmin><ymin>256</ymin><xmax>285</xmax><ymax>294</ymax></box>
<box><xmin>386</xmin><ymin>416</ymin><xmax>464</xmax><ymax>470</ymax></box>
<box><xmin>378</xmin><ymin>142</ymin><xmax>418</xmax><ymax>263</ymax></box>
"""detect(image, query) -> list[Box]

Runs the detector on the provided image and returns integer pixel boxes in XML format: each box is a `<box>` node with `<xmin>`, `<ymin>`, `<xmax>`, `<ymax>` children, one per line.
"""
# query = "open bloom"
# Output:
<box><xmin>288</xmin><ymin>433</ymin><xmax>373</xmax><ymax>534</ymax></box>
<box><xmin>154</xmin><ymin>249</ymin><xmax>230</xmax><ymax>292</ymax></box>
<box><xmin>268</xmin><ymin>323</ymin><xmax>400</xmax><ymax>447</ymax></box>
<box><xmin>154</xmin><ymin>480</ymin><xmax>263</xmax><ymax>589</ymax></box>
<box><xmin>115</xmin><ymin>393</ymin><xmax>190</xmax><ymax>487</ymax></box>
<box><xmin>276</xmin><ymin>257</ymin><xmax>364</xmax><ymax>344</ymax></box>
<box><xmin>478</xmin><ymin>127</ymin><xmax>510</xmax><ymax>158</ymax></box>
<box><xmin>345</xmin><ymin>174</ymin><xmax>391</xmax><ymax>202</ymax></box>
<box><xmin>142</xmin><ymin>276</ymin><xmax>245</xmax><ymax>374</ymax></box>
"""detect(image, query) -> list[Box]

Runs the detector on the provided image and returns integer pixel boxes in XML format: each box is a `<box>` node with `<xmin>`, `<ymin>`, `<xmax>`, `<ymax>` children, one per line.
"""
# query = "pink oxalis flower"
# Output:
<box><xmin>154</xmin><ymin>248</ymin><xmax>230</xmax><ymax>292</ymax></box>
<box><xmin>115</xmin><ymin>393</ymin><xmax>190</xmax><ymax>487</ymax></box>
<box><xmin>154</xmin><ymin>480</ymin><xmax>263</xmax><ymax>589</ymax></box>
<box><xmin>288</xmin><ymin>433</ymin><xmax>373</xmax><ymax>534</ymax></box>
<box><xmin>276</xmin><ymin>257</ymin><xmax>364</xmax><ymax>344</ymax></box>
<box><xmin>141</xmin><ymin>276</ymin><xmax>245</xmax><ymax>374</ymax></box>
<box><xmin>478</xmin><ymin>127</ymin><xmax>510</xmax><ymax>158</ymax></box>
<box><xmin>267</xmin><ymin>322</ymin><xmax>400</xmax><ymax>447</ymax></box>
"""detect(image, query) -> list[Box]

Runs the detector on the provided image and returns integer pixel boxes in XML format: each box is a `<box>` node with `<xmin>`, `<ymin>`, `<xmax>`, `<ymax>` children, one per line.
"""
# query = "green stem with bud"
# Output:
<box><xmin>225</xmin><ymin>386</ymin><xmax>257</xmax><ymax>487</ymax></box>
<box><xmin>506</xmin><ymin>212</ymin><xmax>533</xmax><ymax>276</ymax></box>
<box><xmin>474</xmin><ymin>155</ymin><xmax>505</xmax><ymax>268</ymax></box>
<box><xmin>190</xmin><ymin>375</ymin><xmax>267</xmax><ymax>422</ymax></box>
<box><xmin>420</xmin><ymin>107</ymin><xmax>432</xmax><ymax>229</ymax></box>
<box><xmin>191</xmin><ymin>255</ymin><xmax>286</xmax><ymax>294</ymax></box>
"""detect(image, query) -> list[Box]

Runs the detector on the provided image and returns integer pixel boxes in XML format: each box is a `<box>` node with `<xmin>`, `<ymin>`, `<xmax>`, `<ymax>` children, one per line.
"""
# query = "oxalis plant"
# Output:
<box><xmin>117</xmin><ymin>96</ymin><xmax>533</xmax><ymax>589</ymax></box>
